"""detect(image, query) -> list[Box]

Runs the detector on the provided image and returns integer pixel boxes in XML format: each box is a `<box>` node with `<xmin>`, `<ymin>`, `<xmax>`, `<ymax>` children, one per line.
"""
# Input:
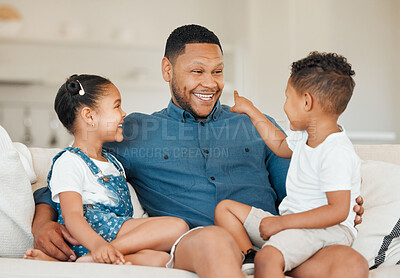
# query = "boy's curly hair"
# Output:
<box><xmin>290</xmin><ymin>51</ymin><xmax>355</xmax><ymax>115</ymax></box>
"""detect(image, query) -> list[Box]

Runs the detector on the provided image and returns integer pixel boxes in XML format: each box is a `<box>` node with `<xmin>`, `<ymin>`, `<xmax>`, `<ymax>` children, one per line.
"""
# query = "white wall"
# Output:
<box><xmin>0</xmin><ymin>0</ymin><xmax>399</xmax><ymax>147</ymax></box>
<box><xmin>244</xmin><ymin>0</ymin><xmax>399</xmax><ymax>143</ymax></box>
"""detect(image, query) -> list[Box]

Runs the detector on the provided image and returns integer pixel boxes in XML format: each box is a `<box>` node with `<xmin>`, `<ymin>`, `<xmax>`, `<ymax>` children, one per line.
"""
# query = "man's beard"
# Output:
<box><xmin>171</xmin><ymin>76</ymin><xmax>220</xmax><ymax>120</ymax></box>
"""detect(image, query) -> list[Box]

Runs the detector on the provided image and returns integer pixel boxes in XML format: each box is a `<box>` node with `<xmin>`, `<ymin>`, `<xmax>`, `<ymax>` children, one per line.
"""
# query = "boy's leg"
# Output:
<box><xmin>254</xmin><ymin>246</ymin><xmax>285</xmax><ymax>278</ymax></box>
<box><xmin>287</xmin><ymin>245</ymin><xmax>369</xmax><ymax>278</ymax></box>
<box><xmin>173</xmin><ymin>226</ymin><xmax>245</xmax><ymax>278</ymax></box>
<box><xmin>111</xmin><ymin>217</ymin><xmax>189</xmax><ymax>254</ymax></box>
<box><xmin>214</xmin><ymin>199</ymin><xmax>253</xmax><ymax>253</ymax></box>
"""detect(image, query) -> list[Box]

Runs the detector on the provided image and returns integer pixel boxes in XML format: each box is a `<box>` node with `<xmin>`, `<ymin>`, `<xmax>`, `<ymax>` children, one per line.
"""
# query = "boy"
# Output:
<box><xmin>215</xmin><ymin>51</ymin><xmax>361</xmax><ymax>277</ymax></box>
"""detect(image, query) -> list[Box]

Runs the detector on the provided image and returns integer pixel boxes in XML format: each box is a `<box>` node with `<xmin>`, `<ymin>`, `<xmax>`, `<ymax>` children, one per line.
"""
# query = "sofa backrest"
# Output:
<box><xmin>29</xmin><ymin>145</ymin><xmax>400</xmax><ymax>192</ymax></box>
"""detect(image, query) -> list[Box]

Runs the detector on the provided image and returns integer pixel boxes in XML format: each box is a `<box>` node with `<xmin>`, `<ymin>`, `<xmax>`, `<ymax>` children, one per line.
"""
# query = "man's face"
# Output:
<box><xmin>169</xmin><ymin>43</ymin><xmax>224</xmax><ymax>121</ymax></box>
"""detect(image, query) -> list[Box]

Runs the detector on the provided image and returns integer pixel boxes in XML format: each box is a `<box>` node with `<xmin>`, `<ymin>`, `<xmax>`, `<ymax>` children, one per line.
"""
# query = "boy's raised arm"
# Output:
<box><xmin>230</xmin><ymin>91</ymin><xmax>292</xmax><ymax>158</ymax></box>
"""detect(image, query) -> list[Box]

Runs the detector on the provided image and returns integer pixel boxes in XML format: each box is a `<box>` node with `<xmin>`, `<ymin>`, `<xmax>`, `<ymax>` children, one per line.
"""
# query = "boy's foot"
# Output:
<box><xmin>23</xmin><ymin>248</ymin><xmax>59</xmax><ymax>261</ymax></box>
<box><xmin>241</xmin><ymin>248</ymin><xmax>257</xmax><ymax>276</ymax></box>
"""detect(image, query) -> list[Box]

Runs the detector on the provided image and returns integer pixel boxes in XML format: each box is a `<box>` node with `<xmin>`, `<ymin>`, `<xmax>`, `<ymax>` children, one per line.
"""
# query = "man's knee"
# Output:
<box><xmin>182</xmin><ymin>226</ymin><xmax>237</xmax><ymax>254</ymax></box>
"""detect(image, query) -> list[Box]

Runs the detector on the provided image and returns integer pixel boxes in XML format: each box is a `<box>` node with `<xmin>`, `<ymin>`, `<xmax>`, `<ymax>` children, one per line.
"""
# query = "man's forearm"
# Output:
<box><xmin>32</xmin><ymin>203</ymin><xmax>58</xmax><ymax>235</ymax></box>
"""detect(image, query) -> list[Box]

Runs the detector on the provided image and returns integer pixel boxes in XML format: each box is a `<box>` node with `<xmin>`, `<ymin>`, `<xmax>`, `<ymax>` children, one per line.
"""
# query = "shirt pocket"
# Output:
<box><xmin>226</xmin><ymin>144</ymin><xmax>266</xmax><ymax>184</ymax></box>
<box><xmin>140</xmin><ymin>148</ymin><xmax>196</xmax><ymax>196</ymax></box>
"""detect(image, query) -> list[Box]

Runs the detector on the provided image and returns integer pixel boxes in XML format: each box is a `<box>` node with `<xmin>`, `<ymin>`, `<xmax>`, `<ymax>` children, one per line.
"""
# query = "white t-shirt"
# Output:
<box><xmin>50</xmin><ymin>151</ymin><xmax>126</xmax><ymax>207</ymax></box>
<box><xmin>279</xmin><ymin>127</ymin><xmax>360</xmax><ymax>237</ymax></box>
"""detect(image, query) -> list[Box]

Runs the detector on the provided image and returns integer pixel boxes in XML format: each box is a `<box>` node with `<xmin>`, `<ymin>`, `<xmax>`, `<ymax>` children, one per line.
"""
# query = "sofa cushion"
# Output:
<box><xmin>352</xmin><ymin>160</ymin><xmax>400</xmax><ymax>269</ymax></box>
<box><xmin>0</xmin><ymin>125</ymin><xmax>34</xmax><ymax>257</ymax></box>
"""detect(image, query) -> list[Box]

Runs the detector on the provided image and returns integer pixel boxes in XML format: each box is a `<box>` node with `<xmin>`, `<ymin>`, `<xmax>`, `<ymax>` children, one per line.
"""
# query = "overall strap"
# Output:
<box><xmin>68</xmin><ymin>147</ymin><xmax>102</xmax><ymax>177</ymax></box>
<box><xmin>47</xmin><ymin>147</ymin><xmax>73</xmax><ymax>187</ymax></box>
<box><xmin>102</xmin><ymin>151</ymin><xmax>124</xmax><ymax>176</ymax></box>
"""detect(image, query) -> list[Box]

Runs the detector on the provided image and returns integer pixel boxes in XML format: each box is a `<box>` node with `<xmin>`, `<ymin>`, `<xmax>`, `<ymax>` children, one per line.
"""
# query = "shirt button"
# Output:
<box><xmin>210</xmin><ymin>176</ymin><xmax>215</xmax><ymax>181</ymax></box>
<box><xmin>200</xmin><ymin>122</ymin><xmax>205</xmax><ymax>126</ymax></box>
<box><xmin>164</xmin><ymin>155</ymin><xmax>169</xmax><ymax>159</ymax></box>
<box><xmin>204</xmin><ymin>149</ymin><xmax>209</xmax><ymax>154</ymax></box>
<box><xmin>245</xmin><ymin>148</ymin><xmax>250</xmax><ymax>152</ymax></box>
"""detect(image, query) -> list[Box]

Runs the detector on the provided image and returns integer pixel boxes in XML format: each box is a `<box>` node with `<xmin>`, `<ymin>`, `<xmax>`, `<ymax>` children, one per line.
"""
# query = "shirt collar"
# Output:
<box><xmin>166</xmin><ymin>99</ymin><xmax>223</xmax><ymax>123</ymax></box>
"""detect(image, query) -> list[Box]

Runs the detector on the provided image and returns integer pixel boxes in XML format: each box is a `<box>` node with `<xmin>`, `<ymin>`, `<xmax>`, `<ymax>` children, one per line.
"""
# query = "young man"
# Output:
<box><xmin>33</xmin><ymin>25</ymin><xmax>367</xmax><ymax>277</ymax></box>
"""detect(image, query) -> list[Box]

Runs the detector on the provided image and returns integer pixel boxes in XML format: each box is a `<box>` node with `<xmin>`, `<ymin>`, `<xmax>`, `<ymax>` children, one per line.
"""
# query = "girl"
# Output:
<box><xmin>25</xmin><ymin>74</ymin><xmax>188</xmax><ymax>266</ymax></box>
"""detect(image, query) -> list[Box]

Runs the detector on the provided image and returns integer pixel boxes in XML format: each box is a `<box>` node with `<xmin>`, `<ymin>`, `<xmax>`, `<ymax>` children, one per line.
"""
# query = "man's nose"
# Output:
<box><xmin>201</xmin><ymin>73</ymin><xmax>218</xmax><ymax>89</ymax></box>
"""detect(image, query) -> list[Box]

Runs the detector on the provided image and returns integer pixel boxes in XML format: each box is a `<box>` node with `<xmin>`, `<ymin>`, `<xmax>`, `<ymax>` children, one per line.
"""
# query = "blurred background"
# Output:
<box><xmin>0</xmin><ymin>0</ymin><xmax>399</xmax><ymax>148</ymax></box>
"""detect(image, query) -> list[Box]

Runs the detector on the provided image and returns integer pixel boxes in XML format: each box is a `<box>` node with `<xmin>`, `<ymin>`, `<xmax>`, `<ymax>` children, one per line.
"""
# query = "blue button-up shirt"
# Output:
<box><xmin>34</xmin><ymin>100</ymin><xmax>290</xmax><ymax>229</ymax></box>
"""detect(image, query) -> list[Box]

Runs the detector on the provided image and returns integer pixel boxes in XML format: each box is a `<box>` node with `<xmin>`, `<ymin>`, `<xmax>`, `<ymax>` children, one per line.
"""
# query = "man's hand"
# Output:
<box><xmin>33</xmin><ymin>221</ymin><xmax>79</xmax><ymax>261</ymax></box>
<box><xmin>259</xmin><ymin>216</ymin><xmax>283</xmax><ymax>240</ymax></box>
<box><xmin>353</xmin><ymin>195</ymin><xmax>364</xmax><ymax>227</ymax></box>
<box><xmin>230</xmin><ymin>91</ymin><xmax>256</xmax><ymax>116</ymax></box>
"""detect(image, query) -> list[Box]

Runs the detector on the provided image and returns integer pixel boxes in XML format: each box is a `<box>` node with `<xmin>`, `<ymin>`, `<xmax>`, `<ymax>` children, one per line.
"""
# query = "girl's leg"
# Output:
<box><xmin>111</xmin><ymin>216</ymin><xmax>188</xmax><ymax>255</ymax></box>
<box><xmin>24</xmin><ymin>248</ymin><xmax>59</xmax><ymax>261</ymax></box>
<box><xmin>254</xmin><ymin>246</ymin><xmax>285</xmax><ymax>278</ymax></box>
<box><xmin>214</xmin><ymin>199</ymin><xmax>253</xmax><ymax>253</ymax></box>
<box><xmin>124</xmin><ymin>249</ymin><xmax>171</xmax><ymax>267</ymax></box>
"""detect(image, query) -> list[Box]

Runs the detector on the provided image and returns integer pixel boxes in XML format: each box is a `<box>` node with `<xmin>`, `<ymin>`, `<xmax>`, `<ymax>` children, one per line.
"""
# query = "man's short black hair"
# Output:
<box><xmin>290</xmin><ymin>51</ymin><xmax>356</xmax><ymax>115</ymax></box>
<box><xmin>164</xmin><ymin>24</ymin><xmax>223</xmax><ymax>64</ymax></box>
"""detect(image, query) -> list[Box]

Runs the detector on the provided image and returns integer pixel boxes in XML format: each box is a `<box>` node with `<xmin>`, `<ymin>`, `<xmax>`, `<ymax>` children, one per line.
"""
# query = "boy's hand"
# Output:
<box><xmin>91</xmin><ymin>242</ymin><xmax>125</xmax><ymax>264</ymax></box>
<box><xmin>259</xmin><ymin>216</ymin><xmax>283</xmax><ymax>240</ymax></box>
<box><xmin>230</xmin><ymin>91</ymin><xmax>256</xmax><ymax>116</ymax></box>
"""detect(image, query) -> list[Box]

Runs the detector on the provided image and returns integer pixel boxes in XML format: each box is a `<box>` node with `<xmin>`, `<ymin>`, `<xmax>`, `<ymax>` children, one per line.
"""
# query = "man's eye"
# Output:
<box><xmin>214</xmin><ymin>70</ymin><xmax>223</xmax><ymax>74</ymax></box>
<box><xmin>192</xmin><ymin>70</ymin><xmax>202</xmax><ymax>74</ymax></box>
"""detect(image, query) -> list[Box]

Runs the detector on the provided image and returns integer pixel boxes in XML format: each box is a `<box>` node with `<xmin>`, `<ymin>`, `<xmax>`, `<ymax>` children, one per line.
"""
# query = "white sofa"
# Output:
<box><xmin>0</xmin><ymin>144</ymin><xmax>400</xmax><ymax>278</ymax></box>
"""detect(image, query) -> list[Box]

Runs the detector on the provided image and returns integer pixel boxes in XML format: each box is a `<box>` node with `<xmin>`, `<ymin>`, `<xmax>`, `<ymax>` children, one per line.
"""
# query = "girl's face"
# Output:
<box><xmin>94</xmin><ymin>84</ymin><xmax>126</xmax><ymax>142</ymax></box>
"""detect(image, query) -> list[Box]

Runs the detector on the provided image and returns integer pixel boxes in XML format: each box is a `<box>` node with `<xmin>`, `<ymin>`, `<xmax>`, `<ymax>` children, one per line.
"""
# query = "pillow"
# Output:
<box><xmin>352</xmin><ymin>160</ymin><xmax>400</xmax><ymax>269</ymax></box>
<box><xmin>13</xmin><ymin>142</ymin><xmax>37</xmax><ymax>184</ymax></box>
<box><xmin>0</xmin><ymin>125</ymin><xmax>34</xmax><ymax>257</ymax></box>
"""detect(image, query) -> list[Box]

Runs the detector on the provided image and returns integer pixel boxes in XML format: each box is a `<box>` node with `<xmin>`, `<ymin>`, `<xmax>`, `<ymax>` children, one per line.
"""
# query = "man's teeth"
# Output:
<box><xmin>194</xmin><ymin>93</ymin><xmax>213</xmax><ymax>100</ymax></box>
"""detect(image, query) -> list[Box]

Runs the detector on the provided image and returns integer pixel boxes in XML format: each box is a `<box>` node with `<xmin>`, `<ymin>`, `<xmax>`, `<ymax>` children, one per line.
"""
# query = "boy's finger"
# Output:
<box><xmin>234</xmin><ymin>90</ymin><xmax>239</xmax><ymax>99</ymax></box>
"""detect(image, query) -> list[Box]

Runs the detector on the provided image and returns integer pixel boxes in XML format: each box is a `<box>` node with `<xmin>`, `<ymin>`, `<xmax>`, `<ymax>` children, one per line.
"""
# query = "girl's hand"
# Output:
<box><xmin>230</xmin><ymin>91</ymin><xmax>256</xmax><ymax>116</ymax></box>
<box><xmin>91</xmin><ymin>242</ymin><xmax>125</xmax><ymax>264</ymax></box>
<box><xmin>259</xmin><ymin>216</ymin><xmax>283</xmax><ymax>240</ymax></box>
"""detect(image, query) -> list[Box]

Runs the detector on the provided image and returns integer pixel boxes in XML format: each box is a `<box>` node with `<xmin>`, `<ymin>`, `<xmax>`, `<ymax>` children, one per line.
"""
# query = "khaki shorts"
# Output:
<box><xmin>244</xmin><ymin>207</ymin><xmax>355</xmax><ymax>272</ymax></box>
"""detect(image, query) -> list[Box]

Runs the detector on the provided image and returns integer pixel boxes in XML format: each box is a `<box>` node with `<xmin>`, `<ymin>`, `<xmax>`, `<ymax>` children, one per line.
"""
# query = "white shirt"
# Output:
<box><xmin>279</xmin><ymin>127</ymin><xmax>360</xmax><ymax>237</ymax></box>
<box><xmin>50</xmin><ymin>151</ymin><xmax>125</xmax><ymax>206</ymax></box>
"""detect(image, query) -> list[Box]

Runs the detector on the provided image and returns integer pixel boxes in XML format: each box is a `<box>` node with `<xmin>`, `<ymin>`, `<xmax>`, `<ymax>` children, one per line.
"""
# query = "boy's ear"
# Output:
<box><xmin>161</xmin><ymin>57</ymin><xmax>173</xmax><ymax>82</ymax></box>
<box><xmin>304</xmin><ymin>92</ymin><xmax>313</xmax><ymax>112</ymax></box>
<box><xmin>80</xmin><ymin>106</ymin><xmax>94</xmax><ymax>125</ymax></box>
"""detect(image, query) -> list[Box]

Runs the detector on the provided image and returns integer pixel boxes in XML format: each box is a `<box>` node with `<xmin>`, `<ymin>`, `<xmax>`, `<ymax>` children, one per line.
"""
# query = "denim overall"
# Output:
<box><xmin>47</xmin><ymin>147</ymin><xmax>134</xmax><ymax>258</ymax></box>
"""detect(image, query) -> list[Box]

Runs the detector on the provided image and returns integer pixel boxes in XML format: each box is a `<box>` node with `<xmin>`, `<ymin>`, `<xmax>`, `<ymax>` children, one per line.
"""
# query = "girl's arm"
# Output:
<box><xmin>59</xmin><ymin>191</ymin><xmax>124</xmax><ymax>263</ymax></box>
<box><xmin>230</xmin><ymin>91</ymin><xmax>292</xmax><ymax>158</ymax></box>
<box><xmin>259</xmin><ymin>190</ymin><xmax>350</xmax><ymax>240</ymax></box>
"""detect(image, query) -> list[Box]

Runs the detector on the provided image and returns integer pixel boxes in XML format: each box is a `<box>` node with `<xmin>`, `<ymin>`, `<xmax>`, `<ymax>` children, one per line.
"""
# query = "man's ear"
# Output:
<box><xmin>80</xmin><ymin>106</ymin><xmax>94</xmax><ymax>126</ymax></box>
<box><xmin>161</xmin><ymin>57</ymin><xmax>173</xmax><ymax>82</ymax></box>
<box><xmin>304</xmin><ymin>92</ymin><xmax>313</xmax><ymax>112</ymax></box>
